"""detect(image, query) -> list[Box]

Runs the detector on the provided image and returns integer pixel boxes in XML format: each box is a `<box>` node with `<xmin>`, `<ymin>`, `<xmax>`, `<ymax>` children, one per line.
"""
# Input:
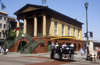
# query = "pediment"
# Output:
<box><xmin>14</xmin><ymin>4</ymin><xmax>44</xmax><ymax>15</ymax></box>
<box><xmin>21</xmin><ymin>7</ymin><xmax>39</xmax><ymax>13</ymax></box>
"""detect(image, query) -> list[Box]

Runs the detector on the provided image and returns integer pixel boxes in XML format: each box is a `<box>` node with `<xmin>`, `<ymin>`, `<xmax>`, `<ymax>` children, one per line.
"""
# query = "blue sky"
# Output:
<box><xmin>1</xmin><ymin>0</ymin><xmax>100</xmax><ymax>41</ymax></box>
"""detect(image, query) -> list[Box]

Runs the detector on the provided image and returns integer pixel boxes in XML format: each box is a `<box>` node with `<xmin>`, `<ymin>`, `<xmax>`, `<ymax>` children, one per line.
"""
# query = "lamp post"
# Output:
<box><xmin>85</xmin><ymin>2</ymin><xmax>90</xmax><ymax>60</ymax></box>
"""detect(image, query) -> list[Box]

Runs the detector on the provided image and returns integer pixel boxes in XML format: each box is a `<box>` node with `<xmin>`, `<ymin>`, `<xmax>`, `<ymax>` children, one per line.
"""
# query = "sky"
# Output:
<box><xmin>0</xmin><ymin>0</ymin><xmax>100</xmax><ymax>42</ymax></box>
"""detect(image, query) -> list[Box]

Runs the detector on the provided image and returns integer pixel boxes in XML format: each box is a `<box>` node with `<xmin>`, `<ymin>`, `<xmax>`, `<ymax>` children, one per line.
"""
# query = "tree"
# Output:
<box><xmin>42</xmin><ymin>0</ymin><xmax>47</xmax><ymax>4</ymax></box>
<box><xmin>9</xmin><ymin>30</ymin><xmax>23</xmax><ymax>40</ymax></box>
<box><xmin>0</xmin><ymin>0</ymin><xmax>6</xmax><ymax>9</ymax></box>
<box><xmin>0</xmin><ymin>0</ymin><xmax>47</xmax><ymax>9</ymax></box>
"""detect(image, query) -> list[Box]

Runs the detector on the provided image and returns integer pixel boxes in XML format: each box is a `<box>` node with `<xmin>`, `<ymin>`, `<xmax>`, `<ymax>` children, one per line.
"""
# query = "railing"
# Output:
<box><xmin>7</xmin><ymin>33</ymin><xmax>22</xmax><ymax>49</ymax></box>
<box><xmin>28</xmin><ymin>39</ymin><xmax>44</xmax><ymax>54</ymax></box>
<box><xmin>46</xmin><ymin>34</ymin><xmax>50</xmax><ymax>37</ymax></box>
<box><xmin>37</xmin><ymin>33</ymin><xmax>43</xmax><ymax>37</ymax></box>
<box><xmin>7</xmin><ymin>33</ymin><xmax>33</xmax><ymax>49</ymax></box>
<box><xmin>20</xmin><ymin>39</ymin><xmax>34</xmax><ymax>53</ymax></box>
<box><xmin>37</xmin><ymin>33</ymin><xmax>50</xmax><ymax>37</ymax></box>
<box><xmin>24</xmin><ymin>33</ymin><xmax>33</xmax><ymax>40</ymax></box>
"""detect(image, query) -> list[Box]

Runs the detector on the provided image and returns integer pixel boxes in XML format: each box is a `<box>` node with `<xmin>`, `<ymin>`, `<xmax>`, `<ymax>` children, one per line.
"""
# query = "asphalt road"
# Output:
<box><xmin>0</xmin><ymin>56</ymin><xmax>53</xmax><ymax>65</ymax></box>
<box><xmin>0</xmin><ymin>56</ymin><xmax>100</xmax><ymax>65</ymax></box>
<box><xmin>0</xmin><ymin>52</ymin><xmax>100</xmax><ymax>65</ymax></box>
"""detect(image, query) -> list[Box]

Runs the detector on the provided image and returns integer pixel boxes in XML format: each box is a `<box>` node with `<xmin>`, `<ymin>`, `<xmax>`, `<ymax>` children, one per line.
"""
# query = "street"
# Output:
<box><xmin>0</xmin><ymin>52</ymin><xmax>100</xmax><ymax>65</ymax></box>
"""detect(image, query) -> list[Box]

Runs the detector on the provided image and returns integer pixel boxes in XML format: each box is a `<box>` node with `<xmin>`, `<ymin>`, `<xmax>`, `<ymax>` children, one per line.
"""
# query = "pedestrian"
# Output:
<box><xmin>58</xmin><ymin>43</ymin><xmax>62</xmax><ymax>60</ymax></box>
<box><xmin>50</xmin><ymin>42</ymin><xmax>55</xmax><ymax>59</ymax></box>
<box><xmin>80</xmin><ymin>48</ymin><xmax>84</xmax><ymax>55</ymax></box>
<box><xmin>0</xmin><ymin>46</ymin><xmax>1</xmax><ymax>53</ymax></box>
<box><xmin>1</xmin><ymin>46</ymin><xmax>4</xmax><ymax>53</ymax></box>
<box><xmin>62</xmin><ymin>43</ymin><xmax>66</xmax><ymax>49</ymax></box>
<box><xmin>55</xmin><ymin>42</ymin><xmax>59</xmax><ymax>49</ymax></box>
<box><xmin>83</xmin><ymin>48</ymin><xmax>86</xmax><ymax>55</ymax></box>
<box><xmin>97</xmin><ymin>47</ymin><xmax>100</xmax><ymax>59</ymax></box>
<box><xmin>6</xmin><ymin>48</ymin><xmax>8</xmax><ymax>53</ymax></box>
<box><xmin>55</xmin><ymin>42</ymin><xmax>59</xmax><ymax>53</ymax></box>
<box><xmin>70</xmin><ymin>43</ymin><xmax>74</xmax><ymax>47</ymax></box>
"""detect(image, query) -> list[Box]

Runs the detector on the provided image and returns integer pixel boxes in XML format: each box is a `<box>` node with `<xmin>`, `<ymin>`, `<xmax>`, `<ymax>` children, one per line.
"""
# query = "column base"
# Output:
<box><xmin>42</xmin><ymin>35</ymin><xmax>47</xmax><ymax>37</ymax></box>
<box><xmin>33</xmin><ymin>36</ymin><xmax>37</xmax><ymax>38</ymax></box>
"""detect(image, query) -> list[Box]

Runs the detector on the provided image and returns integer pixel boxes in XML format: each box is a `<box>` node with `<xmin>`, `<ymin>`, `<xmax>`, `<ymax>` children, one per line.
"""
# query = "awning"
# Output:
<box><xmin>50</xmin><ymin>36</ymin><xmax>76</xmax><ymax>40</ymax></box>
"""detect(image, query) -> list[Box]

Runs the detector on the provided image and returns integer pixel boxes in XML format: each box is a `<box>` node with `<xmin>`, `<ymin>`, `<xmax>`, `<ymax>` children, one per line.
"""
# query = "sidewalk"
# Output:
<box><xmin>74</xmin><ymin>51</ymin><xmax>100</xmax><ymax>64</ymax></box>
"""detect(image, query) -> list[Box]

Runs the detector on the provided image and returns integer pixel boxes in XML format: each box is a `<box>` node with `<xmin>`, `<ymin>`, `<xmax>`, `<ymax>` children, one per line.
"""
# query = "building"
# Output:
<box><xmin>8</xmin><ymin>16</ymin><xmax>23</xmax><ymax>31</ymax></box>
<box><xmin>8</xmin><ymin>4</ymin><xmax>83</xmax><ymax>53</ymax></box>
<box><xmin>0</xmin><ymin>11</ymin><xmax>8</xmax><ymax>45</ymax></box>
<box><xmin>0</xmin><ymin>11</ymin><xmax>23</xmax><ymax>46</ymax></box>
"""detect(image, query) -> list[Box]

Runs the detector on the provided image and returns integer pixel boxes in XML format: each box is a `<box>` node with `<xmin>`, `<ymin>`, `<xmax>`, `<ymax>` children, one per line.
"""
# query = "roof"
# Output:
<box><xmin>0</xmin><ymin>10</ymin><xmax>8</xmax><ymax>15</ymax></box>
<box><xmin>14</xmin><ymin>4</ymin><xmax>45</xmax><ymax>15</ymax></box>
<box><xmin>14</xmin><ymin>4</ymin><xmax>83</xmax><ymax>27</ymax></box>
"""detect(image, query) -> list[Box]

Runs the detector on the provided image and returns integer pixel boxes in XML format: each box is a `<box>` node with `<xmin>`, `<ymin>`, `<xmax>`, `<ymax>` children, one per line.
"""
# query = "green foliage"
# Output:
<box><xmin>9</xmin><ymin>30</ymin><xmax>23</xmax><ymax>40</ymax></box>
<box><xmin>0</xmin><ymin>0</ymin><xmax>6</xmax><ymax>9</ymax></box>
<box><xmin>0</xmin><ymin>0</ymin><xmax>47</xmax><ymax>9</ymax></box>
<box><xmin>42</xmin><ymin>0</ymin><xmax>47</xmax><ymax>4</ymax></box>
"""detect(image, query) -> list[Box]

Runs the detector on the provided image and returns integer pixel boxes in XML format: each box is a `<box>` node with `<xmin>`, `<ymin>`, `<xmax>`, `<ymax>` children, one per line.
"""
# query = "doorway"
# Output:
<box><xmin>17</xmin><ymin>41</ymin><xmax>27</xmax><ymax>52</ymax></box>
<box><xmin>48</xmin><ymin>41</ymin><xmax>51</xmax><ymax>52</ymax></box>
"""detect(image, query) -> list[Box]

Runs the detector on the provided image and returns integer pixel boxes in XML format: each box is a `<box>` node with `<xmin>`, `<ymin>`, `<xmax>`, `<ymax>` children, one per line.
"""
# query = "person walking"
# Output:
<box><xmin>58</xmin><ymin>43</ymin><xmax>62</xmax><ymax>60</ymax></box>
<box><xmin>97</xmin><ymin>47</ymin><xmax>100</xmax><ymax>59</ymax></box>
<box><xmin>0</xmin><ymin>46</ymin><xmax>1</xmax><ymax>53</ymax></box>
<box><xmin>50</xmin><ymin>42</ymin><xmax>55</xmax><ymax>59</ymax></box>
<box><xmin>1</xmin><ymin>46</ymin><xmax>4</xmax><ymax>53</ymax></box>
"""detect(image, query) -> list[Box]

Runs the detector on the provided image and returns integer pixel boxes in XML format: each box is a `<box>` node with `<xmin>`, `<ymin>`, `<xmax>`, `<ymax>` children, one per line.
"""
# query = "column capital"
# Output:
<box><xmin>17</xmin><ymin>17</ymin><xmax>20</xmax><ymax>20</ymax></box>
<box><xmin>33</xmin><ymin>15</ymin><xmax>38</xmax><ymax>17</ymax></box>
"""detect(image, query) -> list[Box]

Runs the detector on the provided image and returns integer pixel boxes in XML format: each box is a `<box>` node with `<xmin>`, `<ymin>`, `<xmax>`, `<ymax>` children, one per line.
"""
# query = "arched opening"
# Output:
<box><xmin>66</xmin><ymin>43</ymin><xmax>71</xmax><ymax>47</ymax></box>
<box><xmin>17</xmin><ymin>41</ymin><xmax>27</xmax><ymax>52</ymax></box>
<box><xmin>48</xmin><ymin>41</ymin><xmax>51</xmax><ymax>52</ymax></box>
<box><xmin>74</xmin><ymin>43</ymin><xmax>76</xmax><ymax>51</ymax></box>
<box><xmin>78</xmin><ymin>44</ymin><xmax>80</xmax><ymax>50</ymax></box>
<box><xmin>66</xmin><ymin>43</ymin><xmax>71</xmax><ymax>45</ymax></box>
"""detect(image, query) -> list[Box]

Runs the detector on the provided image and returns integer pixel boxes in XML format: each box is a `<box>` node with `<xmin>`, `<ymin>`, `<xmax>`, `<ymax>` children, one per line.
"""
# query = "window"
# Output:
<box><xmin>4</xmin><ymin>24</ymin><xmax>6</xmax><ymax>28</ymax></box>
<box><xmin>0</xmin><ymin>23</ymin><xmax>2</xmax><ymax>28</ymax></box>
<box><xmin>0</xmin><ymin>16</ymin><xmax>2</xmax><ymax>20</ymax></box>
<box><xmin>62</xmin><ymin>24</ymin><xmax>64</xmax><ymax>36</ymax></box>
<box><xmin>78</xmin><ymin>29</ymin><xmax>80</xmax><ymax>38</ymax></box>
<box><xmin>3</xmin><ymin>33</ymin><xmax>5</xmax><ymax>38</ymax></box>
<box><xmin>54</xmin><ymin>22</ymin><xmax>57</xmax><ymax>35</ymax></box>
<box><xmin>68</xmin><ymin>26</ymin><xmax>70</xmax><ymax>36</ymax></box>
<box><xmin>0</xmin><ymin>32</ymin><xmax>1</xmax><ymax>38</ymax></box>
<box><xmin>73</xmin><ymin>28</ymin><xmax>75</xmax><ymax>37</ymax></box>
<box><xmin>4</xmin><ymin>17</ymin><xmax>6</xmax><ymax>21</ymax></box>
<box><xmin>7</xmin><ymin>25</ymin><xmax>9</xmax><ymax>29</ymax></box>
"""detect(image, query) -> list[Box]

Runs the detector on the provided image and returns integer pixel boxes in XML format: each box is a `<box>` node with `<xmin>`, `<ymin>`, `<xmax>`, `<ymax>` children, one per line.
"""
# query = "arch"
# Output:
<box><xmin>17</xmin><ymin>41</ymin><xmax>27</xmax><ymax>52</ymax></box>
<box><xmin>66</xmin><ymin>43</ymin><xmax>71</xmax><ymax>45</ymax></box>
<box><xmin>48</xmin><ymin>41</ymin><xmax>51</xmax><ymax>52</ymax></box>
<box><xmin>78</xmin><ymin>44</ymin><xmax>80</xmax><ymax>50</ymax></box>
<box><xmin>74</xmin><ymin>43</ymin><xmax>76</xmax><ymax>50</ymax></box>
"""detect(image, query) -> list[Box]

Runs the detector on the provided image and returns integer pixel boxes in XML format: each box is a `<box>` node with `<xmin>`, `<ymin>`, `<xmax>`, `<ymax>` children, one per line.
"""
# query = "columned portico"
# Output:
<box><xmin>16</xmin><ymin>19</ymin><xmax>20</xmax><ymax>37</ymax></box>
<box><xmin>24</xmin><ymin>19</ymin><xmax>27</xmax><ymax>34</ymax></box>
<box><xmin>34</xmin><ymin>17</ymin><xmax>37</xmax><ymax>37</ymax></box>
<box><xmin>43</xmin><ymin>15</ymin><xmax>46</xmax><ymax>37</ymax></box>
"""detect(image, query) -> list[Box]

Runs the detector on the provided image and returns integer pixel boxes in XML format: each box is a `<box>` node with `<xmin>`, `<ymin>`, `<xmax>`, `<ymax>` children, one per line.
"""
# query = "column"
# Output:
<box><xmin>34</xmin><ymin>17</ymin><xmax>37</xmax><ymax>37</ymax></box>
<box><xmin>16</xmin><ymin>19</ymin><xmax>20</xmax><ymax>37</ymax></box>
<box><xmin>80</xmin><ymin>29</ymin><xmax>82</xmax><ymax>40</ymax></box>
<box><xmin>24</xmin><ymin>19</ymin><xmax>27</xmax><ymax>34</ymax></box>
<box><xmin>43</xmin><ymin>15</ymin><xmax>46</xmax><ymax>36</ymax></box>
<box><xmin>64</xmin><ymin>25</ymin><xmax>68</xmax><ymax>36</ymax></box>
